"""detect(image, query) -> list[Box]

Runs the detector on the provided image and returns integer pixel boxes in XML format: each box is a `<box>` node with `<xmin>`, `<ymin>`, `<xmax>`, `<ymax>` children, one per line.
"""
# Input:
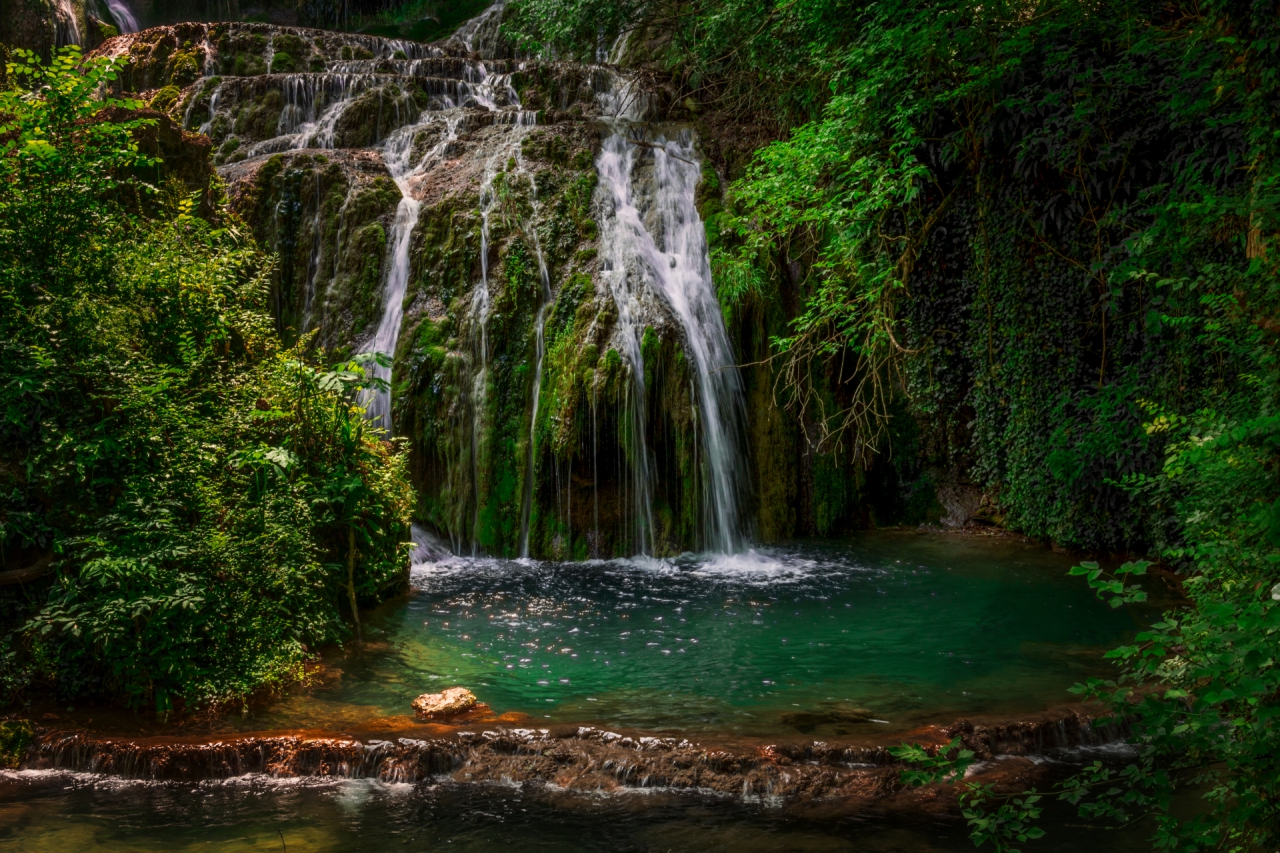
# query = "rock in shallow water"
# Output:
<box><xmin>412</xmin><ymin>687</ymin><xmax>478</xmax><ymax>719</ymax></box>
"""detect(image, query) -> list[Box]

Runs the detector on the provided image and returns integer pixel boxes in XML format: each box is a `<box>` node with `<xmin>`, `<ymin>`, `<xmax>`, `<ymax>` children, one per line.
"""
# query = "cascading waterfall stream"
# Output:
<box><xmin>517</xmin><ymin>152</ymin><xmax>555</xmax><ymax>559</ymax></box>
<box><xmin>168</xmin><ymin>16</ymin><xmax>749</xmax><ymax>557</ymax></box>
<box><xmin>53</xmin><ymin>0</ymin><xmax>81</xmax><ymax>46</ymax></box>
<box><xmin>210</xmin><ymin>41</ymin><xmax>521</xmax><ymax>434</ymax></box>
<box><xmin>104</xmin><ymin>0</ymin><xmax>140</xmax><ymax>33</ymax></box>
<box><xmin>365</xmin><ymin>113</ymin><xmax>462</xmax><ymax>430</ymax></box>
<box><xmin>595</xmin><ymin>78</ymin><xmax>749</xmax><ymax>555</ymax></box>
<box><xmin>465</xmin><ymin>117</ymin><xmax>538</xmax><ymax>555</ymax></box>
<box><xmin>449</xmin><ymin>0</ymin><xmax>506</xmax><ymax>56</ymax></box>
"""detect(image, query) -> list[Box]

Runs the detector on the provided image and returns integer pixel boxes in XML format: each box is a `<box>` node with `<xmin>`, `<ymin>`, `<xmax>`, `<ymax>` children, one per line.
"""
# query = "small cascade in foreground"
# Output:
<box><xmin>594</xmin><ymin>79</ymin><xmax>750</xmax><ymax>554</ymax></box>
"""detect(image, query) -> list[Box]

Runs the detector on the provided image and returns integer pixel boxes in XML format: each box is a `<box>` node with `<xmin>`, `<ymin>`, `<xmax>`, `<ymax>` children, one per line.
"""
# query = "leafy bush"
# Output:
<box><xmin>0</xmin><ymin>47</ymin><xmax>413</xmax><ymax>710</ymax></box>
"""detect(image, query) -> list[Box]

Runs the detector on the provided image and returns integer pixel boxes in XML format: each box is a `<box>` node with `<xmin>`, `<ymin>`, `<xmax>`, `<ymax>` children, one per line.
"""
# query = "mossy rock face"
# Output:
<box><xmin>91</xmin><ymin>19</ymin><xmax>885</xmax><ymax>555</ymax></box>
<box><xmin>231</xmin><ymin>87</ymin><xmax>284</xmax><ymax>141</ymax></box>
<box><xmin>222</xmin><ymin>150</ymin><xmax>402</xmax><ymax>349</ymax></box>
<box><xmin>104</xmin><ymin>24</ymin><xmax>214</xmax><ymax>92</ymax></box>
<box><xmin>0</xmin><ymin>0</ymin><xmax>58</xmax><ymax>56</ymax></box>
<box><xmin>330</xmin><ymin>85</ymin><xmax>420</xmax><ymax>148</ymax></box>
<box><xmin>0</xmin><ymin>720</ymin><xmax>34</xmax><ymax>770</ymax></box>
<box><xmin>149</xmin><ymin>85</ymin><xmax>181</xmax><ymax>115</ymax></box>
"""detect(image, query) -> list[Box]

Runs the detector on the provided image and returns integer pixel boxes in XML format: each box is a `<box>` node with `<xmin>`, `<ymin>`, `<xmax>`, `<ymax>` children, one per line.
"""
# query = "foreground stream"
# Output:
<box><xmin>1</xmin><ymin>770</ymin><xmax>1159</xmax><ymax>852</ymax></box>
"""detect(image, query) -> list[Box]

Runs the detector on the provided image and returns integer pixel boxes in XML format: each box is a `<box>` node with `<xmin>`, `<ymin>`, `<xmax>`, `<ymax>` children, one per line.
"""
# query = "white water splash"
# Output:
<box><xmin>449</xmin><ymin>1</ymin><xmax>506</xmax><ymax>58</ymax></box>
<box><xmin>410</xmin><ymin>523</ymin><xmax>453</xmax><ymax>565</ymax></box>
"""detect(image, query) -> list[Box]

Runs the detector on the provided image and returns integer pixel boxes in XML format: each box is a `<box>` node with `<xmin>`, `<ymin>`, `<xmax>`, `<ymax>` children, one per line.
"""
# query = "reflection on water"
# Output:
<box><xmin>239</xmin><ymin>532</ymin><xmax>1147</xmax><ymax>736</ymax></box>
<box><xmin>0</xmin><ymin>769</ymin><xmax>1156</xmax><ymax>853</ymax></box>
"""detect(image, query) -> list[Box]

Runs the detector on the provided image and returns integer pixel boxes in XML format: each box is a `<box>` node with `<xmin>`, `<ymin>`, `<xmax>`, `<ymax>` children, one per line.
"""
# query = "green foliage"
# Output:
<box><xmin>0</xmin><ymin>719</ymin><xmax>33</xmax><ymax>769</ymax></box>
<box><xmin>297</xmin><ymin>0</ymin><xmax>494</xmax><ymax>41</ymax></box>
<box><xmin>506</xmin><ymin>0</ymin><xmax>851</xmax><ymax>126</ymax></box>
<box><xmin>0</xmin><ymin>47</ymin><xmax>413</xmax><ymax>710</ymax></box>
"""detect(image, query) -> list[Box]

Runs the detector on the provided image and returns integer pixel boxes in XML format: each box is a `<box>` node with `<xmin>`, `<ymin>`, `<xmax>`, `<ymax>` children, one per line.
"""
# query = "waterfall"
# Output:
<box><xmin>53</xmin><ymin>0</ymin><xmax>81</xmax><ymax>46</ymax></box>
<box><xmin>595</xmin><ymin>79</ymin><xmax>749</xmax><ymax>554</ymax></box>
<box><xmin>104</xmin><ymin>0</ymin><xmax>139</xmax><ymax>33</ymax></box>
<box><xmin>465</xmin><ymin>119</ymin><xmax>538</xmax><ymax>555</ymax></box>
<box><xmin>449</xmin><ymin>1</ymin><xmax>506</xmax><ymax>57</ymax></box>
<box><xmin>301</xmin><ymin>170</ymin><xmax>323</xmax><ymax>332</ymax></box>
<box><xmin>181</xmin><ymin>17</ymin><xmax>750</xmax><ymax>557</ymax></box>
<box><xmin>364</xmin><ymin>114</ymin><xmax>462</xmax><ymax>431</ymax></box>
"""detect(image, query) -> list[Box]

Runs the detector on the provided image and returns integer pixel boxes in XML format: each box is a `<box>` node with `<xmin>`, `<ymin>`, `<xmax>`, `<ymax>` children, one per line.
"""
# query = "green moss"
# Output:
<box><xmin>149</xmin><ymin>85</ymin><xmax>181</xmax><ymax>114</ymax></box>
<box><xmin>166</xmin><ymin>49</ymin><xmax>200</xmax><ymax>87</ymax></box>
<box><xmin>330</xmin><ymin>85</ymin><xmax>418</xmax><ymax>148</ymax></box>
<box><xmin>214</xmin><ymin>136</ymin><xmax>241</xmax><ymax>164</ymax></box>
<box><xmin>231</xmin><ymin>52</ymin><xmax>267</xmax><ymax>76</ymax></box>
<box><xmin>341</xmin><ymin>44</ymin><xmax>374</xmax><ymax>61</ymax></box>
<box><xmin>232</xmin><ymin>89</ymin><xmax>284</xmax><ymax>140</ymax></box>
<box><xmin>0</xmin><ymin>720</ymin><xmax>34</xmax><ymax>769</ymax></box>
<box><xmin>273</xmin><ymin>33</ymin><xmax>307</xmax><ymax>61</ymax></box>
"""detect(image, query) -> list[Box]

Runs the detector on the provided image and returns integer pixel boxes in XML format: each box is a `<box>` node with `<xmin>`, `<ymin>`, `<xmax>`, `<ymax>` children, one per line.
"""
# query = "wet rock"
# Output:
<box><xmin>25</xmin><ymin>703</ymin><xmax>1130</xmax><ymax>812</ymax></box>
<box><xmin>780</xmin><ymin>703</ymin><xmax>874</xmax><ymax>732</ymax></box>
<box><xmin>412</xmin><ymin>686</ymin><xmax>478</xmax><ymax>719</ymax></box>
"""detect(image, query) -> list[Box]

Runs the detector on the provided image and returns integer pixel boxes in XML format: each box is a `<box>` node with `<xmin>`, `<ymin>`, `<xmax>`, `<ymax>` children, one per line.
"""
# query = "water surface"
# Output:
<box><xmin>243</xmin><ymin>532</ymin><xmax>1145</xmax><ymax>736</ymax></box>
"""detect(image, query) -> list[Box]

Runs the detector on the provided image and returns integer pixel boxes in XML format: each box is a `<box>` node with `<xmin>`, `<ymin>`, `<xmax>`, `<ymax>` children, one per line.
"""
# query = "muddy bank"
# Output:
<box><xmin>14</xmin><ymin>704</ymin><xmax>1128</xmax><ymax>812</ymax></box>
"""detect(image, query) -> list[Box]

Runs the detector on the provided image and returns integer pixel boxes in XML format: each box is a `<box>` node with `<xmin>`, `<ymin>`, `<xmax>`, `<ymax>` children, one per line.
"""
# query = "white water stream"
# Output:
<box><xmin>595</xmin><ymin>80</ymin><xmax>749</xmax><ymax>554</ymax></box>
<box><xmin>182</xmin><ymin>8</ymin><xmax>749</xmax><ymax>555</ymax></box>
<box><xmin>364</xmin><ymin>113</ymin><xmax>463</xmax><ymax>430</ymax></box>
<box><xmin>104</xmin><ymin>0</ymin><xmax>139</xmax><ymax>33</ymax></box>
<box><xmin>52</xmin><ymin>0</ymin><xmax>81</xmax><ymax>46</ymax></box>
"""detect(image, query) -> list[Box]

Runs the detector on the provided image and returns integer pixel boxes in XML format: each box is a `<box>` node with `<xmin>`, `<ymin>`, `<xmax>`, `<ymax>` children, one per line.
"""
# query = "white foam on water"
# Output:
<box><xmin>689</xmin><ymin>549</ymin><xmax>818</xmax><ymax>582</ymax></box>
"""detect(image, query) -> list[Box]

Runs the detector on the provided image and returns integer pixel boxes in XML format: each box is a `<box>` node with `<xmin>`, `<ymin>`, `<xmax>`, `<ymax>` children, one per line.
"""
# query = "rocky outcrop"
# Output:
<box><xmin>0</xmin><ymin>0</ymin><xmax>60</xmax><ymax>56</ymax></box>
